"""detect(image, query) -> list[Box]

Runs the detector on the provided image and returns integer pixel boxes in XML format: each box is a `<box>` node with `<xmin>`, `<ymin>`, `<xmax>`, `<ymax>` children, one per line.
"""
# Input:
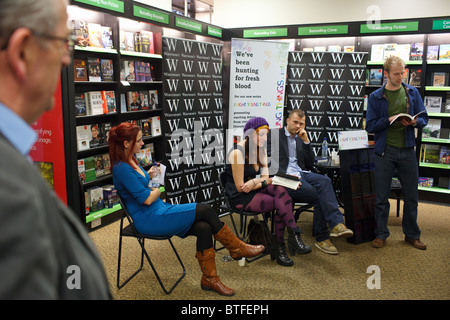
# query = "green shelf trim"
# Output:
<box><xmin>86</xmin><ymin>203</ymin><xmax>122</xmax><ymax>223</ymax></box>
<box><xmin>427</xmin><ymin>60</ymin><xmax>450</xmax><ymax>64</ymax></box>
<box><xmin>418</xmin><ymin>186</ymin><xmax>450</xmax><ymax>194</ymax></box>
<box><xmin>419</xmin><ymin>162</ymin><xmax>450</xmax><ymax>169</ymax></box>
<box><xmin>367</xmin><ymin>60</ymin><xmax>422</xmax><ymax>65</ymax></box>
<box><xmin>74</xmin><ymin>45</ymin><xmax>118</xmax><ymax>54</ymax></box>
<box><xmin>120</xmin><ymin>50</ymin><xmax>163</xmax><ymax>59</ymax></box>
<box><xmin>425</xmin><ymin>86</ymin><xmax>450</xmax><ymax>91</ymax></box>
<box><xmin>421</xmin><ymin>138</ymin><xmax>450</xmax><ymax>144</ymax></box>
<box><xmin>427</xmin><ymin>113</ymin><xmax>450</xmax><ymax>117</ymax></box>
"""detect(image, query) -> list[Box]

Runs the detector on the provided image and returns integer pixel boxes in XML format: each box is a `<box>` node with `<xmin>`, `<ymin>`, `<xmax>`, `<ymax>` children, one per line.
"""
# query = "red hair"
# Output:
<box><xmin>108</xmin><ymin>122</ymin><xmax>141</xmax><ymax>168</ymax></box>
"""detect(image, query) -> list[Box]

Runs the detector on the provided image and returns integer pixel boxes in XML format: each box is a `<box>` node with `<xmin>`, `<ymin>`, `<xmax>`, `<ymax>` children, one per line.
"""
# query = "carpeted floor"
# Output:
<box><xmin>89</xmin><ymin>199</ymin><xmax>450</xmax><ymax>300</ymax></box>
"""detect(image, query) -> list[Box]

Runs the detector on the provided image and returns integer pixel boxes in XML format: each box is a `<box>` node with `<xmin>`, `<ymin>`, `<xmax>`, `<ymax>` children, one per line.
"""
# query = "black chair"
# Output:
<box><xmin>218</xmin><ymin>171</ymin><xmax>271</xmax><ymax>262</ymax></box>
<box><xmin>116</xmin><ymin>197</ymin><xmax>185</xmax><ymax>294</ymax></box>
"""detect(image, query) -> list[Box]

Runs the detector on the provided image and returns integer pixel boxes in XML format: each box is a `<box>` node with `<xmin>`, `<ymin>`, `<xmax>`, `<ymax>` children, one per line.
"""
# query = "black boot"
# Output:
<box><xmin>270</xmin><ymin>237</ymin><xmax>294</xmax><ymax>267</ymax></box>
<box><xmin>287</xmin><ymin>227</ymin><xmax>312</xmax><ymax>256</ymax></box>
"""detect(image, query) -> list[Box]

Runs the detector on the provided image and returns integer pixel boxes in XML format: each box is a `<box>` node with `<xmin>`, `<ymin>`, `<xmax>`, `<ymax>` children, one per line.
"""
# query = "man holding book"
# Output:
<box><xmin>366</xmin><ymin>56</ymin><xmax>428</xmax><ymax>250</ymax></box>
<box><xmin>272</xmin><ymin>109</ymin><xmax>353</xmax><ymax>255</ymax></box>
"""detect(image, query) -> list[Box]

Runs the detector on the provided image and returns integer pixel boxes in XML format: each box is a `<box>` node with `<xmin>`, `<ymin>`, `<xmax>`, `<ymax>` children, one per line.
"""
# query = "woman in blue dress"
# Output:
<box><xmin>108</xmin><ymin>122</ymin><xmax>264</xmax><ymax>296</ymax></box>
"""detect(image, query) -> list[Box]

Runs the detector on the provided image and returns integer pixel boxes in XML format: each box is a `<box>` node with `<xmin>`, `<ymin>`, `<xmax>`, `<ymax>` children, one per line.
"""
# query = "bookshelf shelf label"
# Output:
<box><xmin>133</xmin><ymin>5</ymin><xmax>169</xmax><ymax>25</ymax></box>
<box><xmin>74</xmin><ymin>0</ymin><xmax>124</xmax><ymax>13</ymax></box>
<box><xmin>297</xmin><ymin>25</ymin><xmax>348</xmax><ymax>36</ymax></box>
<box><xmin>360</xmin><ymin>21</ymin><xmax>419</xmax><ymax>34</ymax></box>
<box><xmin>243</xmin><ymin>28</ymin><xmax>288</xmax><ymax>38</ymax></box>
<box><xmin>432</xmin><ymin>19</ymin><xmax>450</xmax><ymax>31</ymax></box>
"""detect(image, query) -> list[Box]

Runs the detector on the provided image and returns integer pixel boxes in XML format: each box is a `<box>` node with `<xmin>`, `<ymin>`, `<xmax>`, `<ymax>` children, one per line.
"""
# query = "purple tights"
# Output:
<box><xmin>244</xmin><ymin>184</ymin><xmax>296</xmax><ymax>242</ymax></box>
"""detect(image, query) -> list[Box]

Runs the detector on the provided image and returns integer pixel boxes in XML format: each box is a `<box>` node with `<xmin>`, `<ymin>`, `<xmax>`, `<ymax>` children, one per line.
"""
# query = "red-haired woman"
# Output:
<box><xmin>108</xmin><ymin>122</ymin><xmax>264</xmax><ymax>296</ymax></box>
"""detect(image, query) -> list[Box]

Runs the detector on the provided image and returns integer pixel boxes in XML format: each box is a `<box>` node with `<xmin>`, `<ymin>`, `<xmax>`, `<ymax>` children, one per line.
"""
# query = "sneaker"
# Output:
<box><xmin>330</xmin><ymin>223</ymin><xmax>353</xmax><ymax>238</ymax></box>
<box><xmin>315</xmin><ymin>239</ymin><xmax>338</xmax><ymax>255</ymax></box>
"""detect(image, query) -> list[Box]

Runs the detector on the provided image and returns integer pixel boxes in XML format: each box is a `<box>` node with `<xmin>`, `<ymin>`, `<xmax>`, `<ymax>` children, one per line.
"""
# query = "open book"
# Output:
<box><xmin>389</xmin><ymin>110</ymin><xmax>425</xmax><ymax>125</ymax></box>
<box><xmin>272</xmin><ymin>172</ymin><xmax>301</xmax><ymax>190</ymax></box>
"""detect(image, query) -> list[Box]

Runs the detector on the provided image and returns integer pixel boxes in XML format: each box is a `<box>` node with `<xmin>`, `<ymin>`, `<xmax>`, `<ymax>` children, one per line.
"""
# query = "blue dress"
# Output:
<box><xmin>113</xmin><ymin>161</ymin><xmax>196</xmax><ymax>237</ymax></box>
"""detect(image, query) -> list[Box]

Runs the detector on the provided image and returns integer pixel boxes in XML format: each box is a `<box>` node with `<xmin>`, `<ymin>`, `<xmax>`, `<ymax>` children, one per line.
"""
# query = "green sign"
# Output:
<box><xmin>298</xmin><ymin>25</ymin><xmax>348</xmax><ymax>36</ymax></box>
<box><xmin>208</xmin><ymin>26</ymin><xmax>222</xmax><ymax>38</ymax></box>
<box><xmin>360</xmin><ymin>21</ymin><xmax>419</xmax><ymax>33</ymax></box>
<box><xmin>433</xmin><ymin>19</ymin><xmax>450</xmax><ymax>31</ymax></box>
<box><xmin>243</xmin><ymin>28</ymin><xmax>288</xmax><ymax>38</ymax></box>
<box><xmin>74</xmin><ymin>0</ymin><xmax>124</xmax><ymax>13</ymax></box>
<box><xmin>133</xmin><ymin>5</ymin><xmax>169</xmax><ymax>25</ymax></box>
<box><xmin>175</xmin><ymin>17</ymin><xmax>203</xmax><ymax>33</ymax></box>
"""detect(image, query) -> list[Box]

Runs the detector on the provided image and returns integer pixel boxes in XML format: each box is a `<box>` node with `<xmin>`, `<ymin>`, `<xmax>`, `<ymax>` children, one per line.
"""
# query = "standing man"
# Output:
<box><xmin>366</xmin><ymin>56</ymin><xmax>428</xmax><ymax>250</ymax></box>
<box><xmin>0</xmin><ymin>0</ymin><xmax>111</xmax><ymax>298</ymax></box>
<box><xmin>273</xmin><ymin>109</ymin><xmax>353</xmax><ymax>255</ymax></box>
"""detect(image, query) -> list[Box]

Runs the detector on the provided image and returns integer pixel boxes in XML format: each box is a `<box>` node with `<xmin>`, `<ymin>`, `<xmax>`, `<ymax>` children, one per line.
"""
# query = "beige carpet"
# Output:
<box><xmin>89</xmin><ymin>199</ymin><xmax>450</xmax><ymax>300</ymax></box>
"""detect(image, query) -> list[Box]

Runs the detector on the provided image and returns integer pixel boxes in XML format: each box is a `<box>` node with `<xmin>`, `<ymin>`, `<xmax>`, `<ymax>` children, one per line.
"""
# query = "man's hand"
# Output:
<box><xmin>297</xmin><ymin>128</ymin><xmax>309</xmax><ymax>143</ymax></box>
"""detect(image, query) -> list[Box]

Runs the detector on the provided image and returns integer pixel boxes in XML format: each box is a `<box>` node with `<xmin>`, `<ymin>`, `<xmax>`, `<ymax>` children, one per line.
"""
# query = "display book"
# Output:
<box><xmin>72</xmin><ymin>20</ymin><xmax>113</xmax><ymax>50</ymax></box>
<box><xmin>74</xmin><ymin>58</ymin><xmax>114</xmax><ymax>82</ymax></box>
<box><xmin>370</xmin><ymin>42</ymin><xmax>424</xmax><ymax>62</ymax></box>
<box><xmin>424</xmin><ymin>95</ymin><xmax>450</xmax><ymax>114</ymax></box>
<box><xmin>366</xmin><ymin>67</ymin><xmax>419</xmax><ymax>86</ymax></box>
<box><xmin>271</xmin><ymin>171</ymin><xmax>301</xmax><ymax>190</ymax></box>
<box><xmin>120</xmin><ymin>30</ymin><xmax>155</xmax><ymax>54</ymax></box>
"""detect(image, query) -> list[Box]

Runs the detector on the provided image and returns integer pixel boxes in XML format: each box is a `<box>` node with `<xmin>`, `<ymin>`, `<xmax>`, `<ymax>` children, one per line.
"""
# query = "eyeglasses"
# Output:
<box><xmin>31</xmin><ymin>31</ymin><xmax>78</xmax><ymax>54</ymax></box>
<box><xmin>0</xmin><ymin>30</ymin><xmax>78</xmax><ymax>53</ymax></box>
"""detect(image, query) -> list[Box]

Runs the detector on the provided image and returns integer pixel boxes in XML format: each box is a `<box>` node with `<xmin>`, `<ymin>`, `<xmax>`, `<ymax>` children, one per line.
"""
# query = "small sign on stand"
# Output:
<box><xmin>338</xmin><ymin>130</ymin><xmax>369</xmax><ymax>150</ymax></box>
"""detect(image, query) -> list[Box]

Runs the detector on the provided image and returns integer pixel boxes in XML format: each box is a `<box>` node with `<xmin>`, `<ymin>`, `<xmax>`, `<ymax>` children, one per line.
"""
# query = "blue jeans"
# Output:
<box><xmin>288</xmin><ymin>171</ymin><xmax>344</xmax><ymax>242</ymax></box>
<box><xmin>374</xmin><ymin>145</ymin><xmax>421</xmax><ymax>240</ymax></box>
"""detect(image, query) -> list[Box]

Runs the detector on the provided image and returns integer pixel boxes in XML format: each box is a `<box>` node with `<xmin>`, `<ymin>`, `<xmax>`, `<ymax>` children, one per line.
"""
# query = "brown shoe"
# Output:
<box><xmin>405</xmin><ymin>237</ymin><xmax>427</xmax><ymax>250</ymax></box>
<box><xmin>371</xmin><ymin>238</ymin><xmax>386</xmax><ymax>248</ymax></box>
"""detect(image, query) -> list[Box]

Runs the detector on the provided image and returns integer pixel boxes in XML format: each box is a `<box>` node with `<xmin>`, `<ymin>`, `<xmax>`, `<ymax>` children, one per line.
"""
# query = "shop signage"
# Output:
<box><xmin>133</xmin><ymin>5</ymin><xmax>169</xmax><ymax>25</ymax></box>
<box><xmin>243</xmin><ymin>28</ymin><xmax>288</xmax><ymax>38</ymax></box>
<box><xmin>208</xmin><ymin>26</ymin><xmax>222</xmax><ymax>38</ymax></box>
<box><xmin>298</xmin><ymin>25</ymin><xmax>348</xmax><ymax>36</ymax></box>
<box><xmin>338</xmin><ymin>130</ymin><xmax>369</xmax><ymax>150</ymax></box>
<box><xmin>360</xmin><ymin>21</ymin><xmax>418</xmax><ymax>33</ymax></box>
<box><xmin>73</xmin><ymin>0</ymin><xmax>124</xmax><ymax>13</ymax></box>
<box><xmin>432</xmin><ymin>19</ymin><xmax>450</xmax><ymax>31</ymax></box>
<box><xmin>175</xmin><ymin>17</ymin><xmax>203</xmax><ymax>33</ymax></box>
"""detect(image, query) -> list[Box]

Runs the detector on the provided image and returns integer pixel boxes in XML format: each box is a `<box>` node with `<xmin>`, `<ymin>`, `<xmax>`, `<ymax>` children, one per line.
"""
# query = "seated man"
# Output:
<box><xmin>272</xmin><ymin>109</ymin><xmax>353</xmax><ymax>254</ymax></box>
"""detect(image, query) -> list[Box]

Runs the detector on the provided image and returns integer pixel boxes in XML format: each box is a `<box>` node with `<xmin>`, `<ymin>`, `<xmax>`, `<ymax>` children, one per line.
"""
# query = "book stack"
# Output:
<box><xmin>370</xmin><ymin>42</ymin><xmax>423</xmax><ymax>61</ymax></box>
<box><xmin>76</xmin><ymin>123</ymin><xmax>112</xmax><ymax>151</ymax></box>
<box><xmin>78</xmin><ymin>153</ymin><xmax>112</xmax><ymax>184</ymax></box>
<box><xmin>420</xmin><ymin>144</ymin><xmax>449</xmax><ymax>165</ymax></box>
<box><xmin>72</xmin><ymin>20</ymin><xmax>114</xmax><ymax>50</ymax></box>
<box><xmin>73</xmin><ymin>58</ymin><xmax>114</xmax><ymax>82</ymax></box>
<box><xmin>120</xmin><ymin>30</ymin><xmax>155</xmax><ymax>54</ymax></box>
<box><xmin>120</xmin><ymin>60</ymin><xmax>153</xmax><ymax>82</ymax></box>
<box><xmin>125</xmin><ymin>90</ymin><xmax>159</xmax><ymax>112</ymax></box>
<box><xmin>75</xmin><ymin>91</ymin><xmax>117</xmax><ymax>116</ymax></box>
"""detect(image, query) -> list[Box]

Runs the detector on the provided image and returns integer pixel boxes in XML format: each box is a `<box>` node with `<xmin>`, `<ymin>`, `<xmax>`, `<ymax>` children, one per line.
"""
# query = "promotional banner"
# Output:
<box><xmin>29</xmin><ymin>81</ymin><xmax>68</xmax><ymax>204</ymax></box>
<box><xmin>228</xmin><ymin>38</ymin><xmax>290</xmax><ymax>142</ymax></box>
<box><xmin>286</xmin><ymin>51</ymin><xmax>368</xmax><ymax>156</ymax></box>
<box><xmin>162</xmin><ymin>37</ymin><xmax>224</xmax><ymax>210</ymax></box>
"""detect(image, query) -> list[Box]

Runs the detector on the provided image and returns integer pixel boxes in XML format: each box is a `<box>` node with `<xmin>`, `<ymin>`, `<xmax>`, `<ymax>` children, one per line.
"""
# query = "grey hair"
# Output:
<box><xmin>0</xmin><ymin>0</ymin><xmax>66</xmax><ymax>48</ymax></box>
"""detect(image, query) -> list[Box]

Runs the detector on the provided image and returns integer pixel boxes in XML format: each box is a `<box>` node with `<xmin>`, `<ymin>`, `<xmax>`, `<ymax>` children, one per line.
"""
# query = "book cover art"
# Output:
<box><xmin>88</xmin><ymin>23</ymin><xmax>103</xmax><ymax>48</ymax></box>
<box><xmin>438</xmin><ymin>44</ymin><xmax>450</xmax><ymax>61</ymax></box>
<box><xmin>149</xmin><ymin>90</ymin><xmax>159</xmax><ymax>109</ymax></box>
<box><xmin>72</xmin><ymin>19</ymin><xmax>89</xmax><ymax>47</ymax></box>
<box><xmin>122</xmin><ymin>60</ymin><xmax>135</xmax><ymax>81</ymax></box>
<box><xmin>100</xmin><ymin>59</ymin><xmax>114</xmax><ymax>81</ymax></box>
<box><xmin>139</xmin><ymin>91</ymin><xmax>150</xmax><ymax>109</ymax></box>
<box><xmin>76</xmin><ymin>124</ymin><xmax>92</xmax><ymax>151</ymax></box>
<box><xmin>87</xmin><ymin>58</ymin><xmax>101</xmax><ymax>82</ymax></box>
<box><xmin>73</xmin><ymin>59</ymin><xmax>87</xmax><ymax>81</ymax></box>
<box><xmin>89</xmin><ymin>124</ymin><xmax>103</xmax><ymax>148</ymax></box>
<box><xmin>368</xmin><ymin>69</ymin><xmax>382</xmax><ymax>85</ymax></box>
<box><xmin>408</xmin><ymin>68</ymin><xmax>422</xmax><ymax>86</ymax></box>
<box><xmin>439</xmin><ymin>146</ymin><xmax>450</xmax><ymax>164</ymax></box>
<box><xmin>432</xmin><ymin>72</ymin><xmax>449</xmax><ymax>87</ymax></box>
<box><xmin>383</xmin><ymin>43</ymin><xmax>398</xmax><ymax>60</ymax></box>
<box><xmin>427</xmin><ymin>45</ymin><xmax>439</xmax><ymax>60</ymax></box>
<box><xmin>101</xmin><ymin>26</ymin><xmax>113</xmax><ymax>49</ymax></box>
<box><xmin>101</xmin><ymin>122</ymin><xmax>112</xmax><ymax>145</ymax></box>
<box><xmin>410</xmin><ymin>42</ymin><xmax>424</xmax><ymax>61</ymax></box>
<box><xmin>422</xmin><ymin>144</ymin><xmax>440</xmax><ymax>163</ymax></box>
<box><xmin>397</xmin><ymin>44</ymin><xmax>411</xmax><ymax>62</ymax></box>
<box><xmin>126</xmin><ymin>91</ymin><xmax>141</xmax><ymax>111</ymax></box>
<box><xmin>88</xmin><ymin>186</ymin><xmax>104</xmax><ymax>212</ymax></box>
<box><xmin>74</xmin><ymin>93</ymin><xmax>87</xmax><ymax>116</ymax></box>
<box><xmin>343</xmin><ymin>46</ymin><xmax>354</xmax><ymax>52</ymax></box>
<box><xmin>370</xmin><ymin>44</ymin><xmax>384</xmax><ymax>61</ymax></box>
<box><xmin>424</xmin><ymin>96</ymin><xmax>442</xmax><ymax>114</ymax></box>
<box><xmin>84</xmin><ymin>156</ymin><xmax>97</xmax><ymax>182</ymax></box>
<box><xmin>85</xmin><ymin>91</ymin><xmax>104</xmax><ymax>115</ymax></box>
<box><xmin>102</xmin><ymin>91</ymin><xmax>116</xmax><ymax>113</ymax></box>
<box><xmin>151</xmin><ymin>116</ymin><xmax>161</xmax><ymax>136</ymax></box>
<box><xmin>422</xmin><ymin>119</ymin><xmax>442</xmax><ymax>138</ymax></box>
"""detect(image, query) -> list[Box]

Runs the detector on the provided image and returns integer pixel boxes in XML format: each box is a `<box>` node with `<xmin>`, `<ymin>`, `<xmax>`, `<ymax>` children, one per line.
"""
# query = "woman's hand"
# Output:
<box><xmin>240</xmin><ymin>179</ymin><xmax>255</xmax><ymax>193</ymax></box>
<box><xmin>147</xmin><ymin>166</ymin><xmax>159</xmax><ymax>178</ymax></box>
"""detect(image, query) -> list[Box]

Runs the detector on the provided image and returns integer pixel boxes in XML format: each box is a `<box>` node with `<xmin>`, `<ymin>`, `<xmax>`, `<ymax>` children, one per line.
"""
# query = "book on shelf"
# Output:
<box><xmin>78</xmin><ymin>159</ymin><xmax>86</xmax><ymax>183</ymax></box>
<box><xmin>121</xmin><ymin>60</ymin><xmax>135</xmax><ymax>82</ymax></box>
<box><xmin>93</xmin><ymin>154</ymin><xmax>105</xmax><ymax>177</ymax></box>
<box><xmin>100</xmin><ymin>59</ymin><xmax>114</xmax><ymax>81</ymax></box>
<box><xmin>383</xmin><ymin>43</ymin><xmax>398</xmax><ymax>60</ymax></box>
<box><xmin>424</xmin><ymin>96</ymin><xmax>442</xmax><ymax>113</ymax></box>
<box><xmin>402</xmin><ymin>68</ymin><xmax>409</xmax><ymax>84</ymax></box>
<box><xmin>139</xmin><ymin>91</ymin><xmax>150</xmax><ymax>110</ymax></box>
<box><xmin>438</xmin><ymin>177</ymin><xmax>450</xmax><ymax>189</ymax></box>
<box><xmin>432</xmin><ymin>72</ymin><xmax>449</xmax><ymax>87</ymax></box>
<box><xmin>101</xmin><ymin>26</ymin><xmax>113</xmax><ymax>50</ymax></box>
<box><xmin>427</xmin><ymin>45</ymin><xmax>439</xmax><ymax>60</ymax></box>
<box><xmin>101</xmin><ymin>122</ymin><xmax>112</xmax><ymax>146</ymax></box>
<box><xmin>389</xmin><ymin>110</ymin><xmax>425</xmax><ymax>125</ymax></box>
<box><xmin>420</xmin><ymin>144</ymin><xmax>440</xmax><ymax>164</ymax></box>
<box><xmin>101</xmin><ymin>91</ymin><xmax>117</xmax><ymax>113</ymax></box>
<box><xmin>74</xmin><ymin>93</ymin><xmax>87</xmax><ymax>116</ymax></box>
<box><xmin>71</xmin><ymin>19</ymin><xmax>89</xmax><ymax>47</ymax></box>
<box><xmin>422</xmin><ymin>119</ymin><xmax>441</xmax><ymax>139</ymax></box>
<box><xmin>126</xmin><ymin>91</ymin><xmax>141</xmax><ymax>111</ymax></box>
<box><xmin>89</xmin><ymin>124</ymin><xmax>103</xmax><ymax>148</ymax></box>
<box><xmin>272</xmin><ymin>172</ymin><xmax>301</xmax><ymax>190</ymax></box>
<box><xmin>84</xmin><ymin>91</ymin><xmax>104</xmax><ymax>115</ymax></box>
<box><xmin>327</xmin><ymin>45</ymin><xmax>341</xmax><ymax>52</ymax></box>
<box><xmin>87</xmin><ymin>57</ymin><xmax>101</xmax><ymax>82</ymax></box>
<box><xmin>73</xmin><ymin>59</ymin><xmax>88</xmax><ymax>81</ymax></box>
<box><xmin>135</xmin><ymin>61</ymin><xmax>147</xmax><ymax>82</ymax></box>
<box><xmin>418</xmin><ymin>177</ymin><xmax>434</xmax><ymax>187</ymax></box>
<box><xmin>80</xmin><ymin>153</ymin><xmax>112</xmax><ymax>184</ymax></box>
<box><xmin>445</xmin><ymin>94</ymin><xmax>450</xmax><ymax>113</ymax></box>
<box><xmin>343</xmin><ymin>46</ymin><xmax>354</xmax><ymax>52</ymax></box>
<box><xmin>313</xmin><ymin>46</ymin><xmax>326</xmax><ymax>52</ymax></box>
<box><xmin>84</xmin><ymin>156</ymin><xmax>96</xmax><ymax>182</ymax></box>
<box><xmin>76</xmin><ymin>124</ymin><xmax>92</xmax><ymax>151</ymax></box>
<box><xmin>438</xmin><ymin>44</ymin><xmax>450</xmax><ymax>61</ymax></box>
<box><xmin>87</xmin><ymin>186</ymin><xmax>104</xmax><ymax>212</ymax></box>
<box><xmin>151</xmin><ymin>116</ymin><xmax>161</xmax><ymax>136</ymax></box>
<box><xmin>410</xmin><ymin>43</ymin><xmax>423</xmax><ymax>61</ymax></box>
<box><xmin>368</xmin><ymin>68</ymin><xmax>383</xmax><ymax>85</ymax></box>
<box><xmin>137</xmin><ymin>30</ymin><xmax>155</xmax><ymax>54</ymax></box>
<box><xmin>135</xmin><ymin>144</ymin><xmax>153</xmax><ymax>167</ymax></box>
<box><xmin>141</xmin><ymin>118</ymin><xmax>152</xmax><ymax>137</ymax></box>
<box><xmin>439</xmin><ymin>146</ymin><xmax>450</xmax><ymax>164</ymax></box>
<box><xmin>370</xmin><ymin>44</ymin><xmax>384</xmax><ymax>61</ymax></box>
<box><xmin>397</xmin><ymin>44</ymin><xmax>411</xmax><ymax>62</ymax></box>
<box><xmin>408</xmin><ymin>68</ymin><xmax>422</xmax><ymax>86</ymax></box>
<box><xmin>149</xmin><ymin>90</ymin><xmax>159</xmax><ymax>109</ymax></box>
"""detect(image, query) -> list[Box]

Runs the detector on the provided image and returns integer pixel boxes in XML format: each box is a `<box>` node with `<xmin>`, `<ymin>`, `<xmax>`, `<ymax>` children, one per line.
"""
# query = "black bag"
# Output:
<box><xmin>246</xmin><ymin>218</ymin><xmax>271</xmax><ymax>254</ymax></box>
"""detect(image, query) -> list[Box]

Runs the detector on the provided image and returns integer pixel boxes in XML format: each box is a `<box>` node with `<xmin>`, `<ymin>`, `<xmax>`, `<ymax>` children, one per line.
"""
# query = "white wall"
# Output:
<box><xmin>213</xmin><ymin>0</ymin><xmax>450</xmax><ymax>28</ymax></box>
<box><xmin>134</xmin><ymin>0</ymin><xmax>172</xmax><ymax>12</ymax></box>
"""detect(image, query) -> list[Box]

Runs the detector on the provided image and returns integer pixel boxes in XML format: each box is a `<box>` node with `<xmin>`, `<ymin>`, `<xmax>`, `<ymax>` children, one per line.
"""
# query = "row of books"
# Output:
<box><xmin>302</xmin><ymin>45</ymin><xmax>355</xmax><ymax>52</ymax></box>
<box><xmin>78</xmin><ymin>153</ymin><xmax>111</xmax><ymax>184</ymax></box>
<box><xmin>418</xmin><ymin>177</ymin><xmax>450</xmax><ymax>189</ymax></box>
<box><xmin>419</xmin><ymin>144</ymin><xmax>450</xmax><ymax>165</ymax></box>
<box><xmin>426</xmin><ymin>44</ymin><xmax>450</xmax><ymax>61</ymax></box>
<box><xmin>366</xmin><ymin>68</ymin><xmax>449</xmax><ymax>87</ymax></box>
<box><xmin>74</xmin><ymin>58</ymin><xmax>113</xmax><ymax>82</ymax></box>
<box><xmin>125</xmin><ymin>90</ymin><xmax>159</xmax><ymax>112</ymax></box>
<box><xmin>128</xmin><ymin>117</ymin><xmax>162</xmax><ymax>138</ymax></box>
<box><xmin>76</xmin><ymin>122</ymin><xmax>112</xmax><ymax>151</ymax></box>
<box><xmin>120</xmin><ymin>30</ymin><xmax>155</xmax><ymax>54</ymax></box>
<box><xmin>423</xmin><ymin>119</ymin><xmax>450</xmax><ymax>140</ymax></box>
<box><xmin>85</xmin><ymin>184</ymin><xmax>118</xmax><ymax>215</ymax></box>
<box><xmin>370</xmin><ymin>43</ymin><xmax>424</xmax><ymax>61</ymax></box>
<box><xmin>424</xmin><ymin>95</ymin><xmax>450</xmax><ymax>114</ymax></box>
<box><xmin>75</xmin><ymin>91</ymin><xmax>117</xmax><ymax>117</ymax></box>
<box><xmin>72</xmin><ymin>20</ymin><xmax>113</xmax><ymax>49</ymax></box>
<box><xmin>120</xmin><ymin>60</ymin><xmax>154</xmax><ymax>82</ymax></box>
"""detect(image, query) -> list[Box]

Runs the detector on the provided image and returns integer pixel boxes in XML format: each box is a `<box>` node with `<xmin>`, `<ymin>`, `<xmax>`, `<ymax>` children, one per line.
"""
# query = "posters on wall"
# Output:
<box><xmin>228</xmin><ymin>38</ymin><xmax>290</xmax><ymax>146</ymax></box>
<box><xmin>162</xmin><ymin>37</ymin><xmax>224</xmax><ymax>209</ymax></box>
<box><xmin>286</xmin><ymin>51</ymin><xmax>369</xmax><ymax>156</ymax></box>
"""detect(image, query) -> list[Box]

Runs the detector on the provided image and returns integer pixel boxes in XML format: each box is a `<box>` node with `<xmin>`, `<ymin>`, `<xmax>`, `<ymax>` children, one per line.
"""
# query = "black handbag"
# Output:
<box><xmin>246</xmin><ymin>218</ymin><xmax>271</xmax><ymax>254</ymax></box>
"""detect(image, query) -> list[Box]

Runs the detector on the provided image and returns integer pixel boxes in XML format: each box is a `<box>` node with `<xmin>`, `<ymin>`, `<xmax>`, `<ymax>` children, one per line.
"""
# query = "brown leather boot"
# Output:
<box><xmin>196</xmin><ymin>248</ymin><xmax>234</xmax><ymax>296</ymax></box>
<box><xmin>214</xmin><ymin>223</ymin><xmax>265</xmax><ymax>260</ymax></box>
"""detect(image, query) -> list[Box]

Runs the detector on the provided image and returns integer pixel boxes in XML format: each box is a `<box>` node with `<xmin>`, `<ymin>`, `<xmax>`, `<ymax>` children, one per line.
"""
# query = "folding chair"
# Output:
<box><xmin>116</xmin><ymin>197</ymin><xmax>185</xmax><ymax>294</ymax></box>
<box><xmin>217</xmin><ymin>171</ymin><xmax>271</xmax><ymax>262</ymax></box>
